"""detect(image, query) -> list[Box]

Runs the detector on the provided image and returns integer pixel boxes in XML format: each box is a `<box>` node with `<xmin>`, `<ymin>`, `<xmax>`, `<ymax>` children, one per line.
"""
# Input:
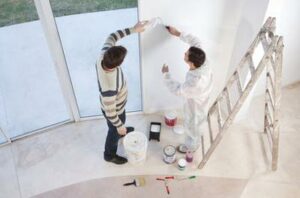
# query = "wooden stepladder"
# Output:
<box><xmin>198</xmin><ymin>17</ymin><xmax>284</xmax><ymax>171</ymax></box>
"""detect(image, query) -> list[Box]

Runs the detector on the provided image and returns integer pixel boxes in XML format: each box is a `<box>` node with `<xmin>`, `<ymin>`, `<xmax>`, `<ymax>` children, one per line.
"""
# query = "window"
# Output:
<box><xmin>50</xmin><ymin>0</ymin><xmax>142</xmax><ymax>117</ymax></box>
<box><xmin>0</xmin><ymin>0</ymin><xmax>70</xmax><ymax>138</ymax></box>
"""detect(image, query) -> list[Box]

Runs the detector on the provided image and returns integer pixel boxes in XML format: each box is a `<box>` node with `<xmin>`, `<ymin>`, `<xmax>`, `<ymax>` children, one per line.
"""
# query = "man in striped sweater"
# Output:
<box><xmin>96</xmin><ymin>22</ymin><xmax>147</xmax><ymax>165</ymax></box>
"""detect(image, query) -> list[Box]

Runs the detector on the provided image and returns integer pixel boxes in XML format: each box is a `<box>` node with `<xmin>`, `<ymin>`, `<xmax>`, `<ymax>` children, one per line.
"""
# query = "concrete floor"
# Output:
<box><xmin>0</xmin><ymin>82</ymin><xmax>299</xmax><ymax>198</ymax></box>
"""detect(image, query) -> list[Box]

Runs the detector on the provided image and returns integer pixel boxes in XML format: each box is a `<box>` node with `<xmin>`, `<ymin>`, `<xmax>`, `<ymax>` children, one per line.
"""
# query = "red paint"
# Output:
<box><xmin>164</xmin><ymin>112</ymin><xmax>177</xmax><ymax>127</ymax></box>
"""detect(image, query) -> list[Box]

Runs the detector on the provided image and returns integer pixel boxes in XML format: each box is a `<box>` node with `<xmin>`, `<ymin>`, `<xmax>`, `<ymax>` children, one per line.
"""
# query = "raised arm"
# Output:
<box><xmin>101</xmin><ymin>21</ymin><xmax>148</xmax><ymax>55</ymax></box>
<box><xmin>161</xmin><ymin>64</ymin><xmax>198</xmax><ymax>98</ymax></box>
<box><xmin>165</xmin><ymin>26</ymin><xmax>201</xmax><ymax>48</ymax></box>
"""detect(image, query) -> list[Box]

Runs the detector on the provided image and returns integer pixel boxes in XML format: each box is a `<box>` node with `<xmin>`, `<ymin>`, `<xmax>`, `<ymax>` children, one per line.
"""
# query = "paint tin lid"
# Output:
<box><xmin>163</xmin><ymin>145</ymin><xmax>176</xmax><ymax>156</ymax></box>
<box><xmin>165</xmin><ymin>111</ymin><xmax>177</xmax><ymax>119</ymax></box>
<box><xmin>173</xmin><ymin>125</ymin><xmax>184</xmax><ymax>134</ymax></box>
<box><xmin>178</xmin><ymin>158</ymin><xmax>187</xmax><ymax>167</ymax></box>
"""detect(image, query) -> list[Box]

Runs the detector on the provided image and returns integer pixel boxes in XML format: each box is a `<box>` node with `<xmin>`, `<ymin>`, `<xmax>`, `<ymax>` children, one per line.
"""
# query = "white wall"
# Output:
<box><xmin>226</xmin><ymin>0</ymin><xmax>270</xmax><ymax>80</ymax></box>
<box><xmin>266</xmin><ymin>0</ymin><xmax>300</xmax><ymax>86</ymax></box>
<box><xmin>230</xmin><ymin>0</ymin><xmax>300</xmax><ymax>122</ymax></box>
<box><xmin>139</xmin><ymin>0</ymin><xmax>299</xmax><ymax>119</ymax></box>
<box><xmin>225</xmin><ymin>0</ymin><xmax>270</xmax><ymax>121</ymax></box>
<box><xmin>139</xmin><ymin>0</ymin><xmax>246</xmax><ymax>113</ymax></box>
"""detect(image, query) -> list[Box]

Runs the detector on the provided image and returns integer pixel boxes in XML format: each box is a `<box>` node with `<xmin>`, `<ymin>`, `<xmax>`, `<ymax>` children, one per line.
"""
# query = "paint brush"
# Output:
<box><xmin>123</xmin><ymin>177</ymin><xmax>146</xmax><ymax>187</ymax></box>
<box><xmin>177</xmin><ymin>175</ymin><xmax>196</xmax><ymax>181</ymax></box>
<box><xmin>164</xmin><ymin>180</ymin><xmax>170</xmax><ymax>194</ymax></box>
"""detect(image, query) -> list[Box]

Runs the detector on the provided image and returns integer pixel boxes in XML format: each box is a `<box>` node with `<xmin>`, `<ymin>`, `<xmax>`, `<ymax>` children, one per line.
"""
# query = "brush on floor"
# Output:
<box><xmin>123</xmin><ymin>177</ymin><xmax>146</xmax><ymax>187</ymax></box>
<box><xmin>177</xmin><ymin>176</ymin><xmax>196</xmax><ymax>181</ymax></box>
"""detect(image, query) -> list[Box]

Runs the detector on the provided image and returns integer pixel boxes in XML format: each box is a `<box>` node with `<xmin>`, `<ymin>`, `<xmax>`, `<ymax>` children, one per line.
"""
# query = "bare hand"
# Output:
<box><xmin>162</xmin><ymin>64</ymin><xmax>169</xmax><ymax>73</ymax></box>
<box><xmin>117</xmin><ymin>127</ymin><xmax>127</xmax><ymax>136</ymax></box>
<box><xmin>165</xmin><ymin>26</ymin><xmax>181</xmax><ymax>37</ymax></box>
<box><xmin>134</xmin><ymin>21</ymin><xmax>148</xmax><ymax>33</ymax></box>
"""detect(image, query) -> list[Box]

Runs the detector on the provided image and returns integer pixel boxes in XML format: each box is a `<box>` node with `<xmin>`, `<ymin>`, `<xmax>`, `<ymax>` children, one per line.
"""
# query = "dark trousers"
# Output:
<box><xmin>102</xmin><ymin>110</ymin><xmax>126</xmax><ymax>160</ymax></box>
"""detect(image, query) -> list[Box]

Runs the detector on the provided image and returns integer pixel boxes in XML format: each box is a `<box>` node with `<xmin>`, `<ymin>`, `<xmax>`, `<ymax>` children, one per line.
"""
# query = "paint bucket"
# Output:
<box><xmin>178</xmin><ymin>158</ymin><xmax>187</xmax><ymax>171</ymax></box>
<box><xmin>163</xmin><ymin>145</ymin><xmax>176</xmax><ymax>164</ymax></box>
<box><xmin>164</xmin><ymin>111</ymin><xmax>177</xmax><ymax>127</ymax></box>
<box><xmin>124</xmin><ymin>132</ymin><xmax>148</xmax><ymax>165</ymax></box>
<box><xmin>185</xmin><ymin>151</ymin><xmax>193</xmax><ymax>163</ymax></box>
<box><xmin>173</xmin><ymin>124</ymin><xmax>184</xmax><ymax>135</ymax></box>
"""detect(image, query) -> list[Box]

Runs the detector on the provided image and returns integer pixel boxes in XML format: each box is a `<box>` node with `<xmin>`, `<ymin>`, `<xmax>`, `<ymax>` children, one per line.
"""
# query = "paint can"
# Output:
<box><xmin>164</xmin><ymin>111</ymin><xmax>177</xmax><ymax>127</ymax></box>
<box><xmin>173</xmin><ymin>124</ymin><xmax>184</xmax><ymax>135</ymax></box>
<box><xmin>163</xmin><ymin>145</ymin><xmax>176</xmax><ymax>164</ymax></box>
<box><xmin>124</xmin><ymin>132</ymin><xmax>148</xmax><ymax>165</ymax></box>
<box><xmin>178</xmin><ymin>158</ymin><xmax>187</xmax><ymax>171</ymax></box>
<box><xmin>185</xmin><ymin>150</ymin><xmax>193</xmax><ymax>163</ymax></box>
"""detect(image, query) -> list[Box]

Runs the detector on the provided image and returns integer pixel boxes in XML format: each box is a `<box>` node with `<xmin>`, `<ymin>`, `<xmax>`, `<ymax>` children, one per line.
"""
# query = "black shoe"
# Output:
<box><xmin>120</xmin><ymin>126</ymin><xmax>135</xmax><ymax>137</ymax></box>
<box><xmin>104</xmin><ymin>155</ymin><xmax>128</xmax><ymax>165</ymax></box>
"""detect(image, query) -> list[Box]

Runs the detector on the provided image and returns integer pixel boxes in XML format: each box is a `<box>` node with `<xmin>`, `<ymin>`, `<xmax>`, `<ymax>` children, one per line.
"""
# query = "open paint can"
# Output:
<box><xmin>185</xmin><ymin>150</ymin><xmax>193</xmax><ymax>163</ymax></box>
<box><xmin>164</xmin><ymin>111</ymin><xmax>177</xmax><ymax>127</ymax></box>
<box><xmin>173</xmin><ymin>124</ymin><xmax>184</xmax><ymax>135</ymax></box>
<box><xmin>178</xmin><ymin>158</ymin><xmax>187</xmax><ymax>171</ymax></box>
<box><xmin>163</xmin><ymin>145</ymin><xmax>176</xmax><ymax>164</ymax></box>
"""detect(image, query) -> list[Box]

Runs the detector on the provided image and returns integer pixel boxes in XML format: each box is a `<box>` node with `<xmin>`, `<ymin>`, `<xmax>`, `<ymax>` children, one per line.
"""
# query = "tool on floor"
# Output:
<box><xmin>123</xmin><ymin>177</ymin><xmax>146</xmax><ymax>187</ymax></box>
<box><xmin>156</xmin><ymin>177</ymin><xmax>172</xmax><ymax>194</ymax></box>
<box><xmin>177</xmin><ymin>176</ymin><xmax>196</xmax><ymax>181</ymax></box>
<box><xmin>156</xmin><ymin>176</ymin><xmax>175</xmax><ymax>180</ymax></box>
<box><xmin>164</xmin><ymin>180</ymin><xmax>170</xmax><ymax>194</ymax></box>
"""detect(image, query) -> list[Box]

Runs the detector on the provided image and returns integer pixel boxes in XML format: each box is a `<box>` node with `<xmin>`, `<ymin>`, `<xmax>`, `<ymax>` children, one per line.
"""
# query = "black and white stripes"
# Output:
<box><xmin>95</xmin><ymin>27</ymin><xmax>134</xmax><ymax>128</ymax></box>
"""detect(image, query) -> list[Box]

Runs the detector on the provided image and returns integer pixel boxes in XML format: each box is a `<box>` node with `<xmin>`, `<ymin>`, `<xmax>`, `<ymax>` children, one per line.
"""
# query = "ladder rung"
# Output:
<box><xmin>224</xmin><ymin>88</ymin><xmax>232</xmax><ymax>114</ymax></box>
<box><xmin>265</xmin><ymin>112</ymin><xmax>273</xmax><ymax>130</ymax></box>
<box><xmin>261</xmin><ymin>34</ymin><xmax>277</xmax><ymax>72</ymax></box>
<box><xmin>216</xmin><ymin>101</ymin><xmax>223</xmax><ymax>130</ymax></box>
<box><xmin>260</xmin><ymin>34</ymin><xmax>271</xmax><ymax>51</ymax></box>
<box><xmin>266</xmin><ymin>89</ymin><xmax>275</xmax><ymax>109</ymax></box>
<box><xmin>208</xmin><ymin>101</ymin><xmax>218</xmax><ymax>115</ymax></box>
<box><xmin>207</xmin><ymin>114</ymin><xmax>214</xmax><ymax>144</ymax></box>
<box><xmin>247</xmin><ymin>55</ymin><xmax>256</xmax><ymax>76</ymax></box>
<box><xmin>235</xmin><ymin>70</ymin><xmax>243</xmax><ymax>94</ymax></box>
<box><xmin>266</xmin><ymin>72</ymin><xmax>275</xmax><ymax>92</ymax></box>
<box><xmin>265</xmin><ymin>103</ymin><xmax>274</xmax><ymax>124</ymax></box>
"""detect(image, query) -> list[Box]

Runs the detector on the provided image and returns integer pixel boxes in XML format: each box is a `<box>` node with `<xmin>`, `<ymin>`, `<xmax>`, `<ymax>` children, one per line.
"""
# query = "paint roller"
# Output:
<box><xmin>123</xmin><ymin>177</ymin><xmax>146</xmax><ymax>187</ymax></box>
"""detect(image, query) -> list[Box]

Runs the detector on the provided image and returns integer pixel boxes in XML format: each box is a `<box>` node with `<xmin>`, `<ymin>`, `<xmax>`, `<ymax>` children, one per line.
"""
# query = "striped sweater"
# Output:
<box><xmin>96</xmin><ymin>27</ymin><xmax>135</xmax><ymax>129</ymax></box>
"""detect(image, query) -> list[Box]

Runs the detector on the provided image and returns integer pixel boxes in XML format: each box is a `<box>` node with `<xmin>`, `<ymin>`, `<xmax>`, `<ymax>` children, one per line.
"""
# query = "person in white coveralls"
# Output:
<box><xmin>161</xmin><ymin>26</ymin><xmax>213</xmax><ymax>153</ymax></box>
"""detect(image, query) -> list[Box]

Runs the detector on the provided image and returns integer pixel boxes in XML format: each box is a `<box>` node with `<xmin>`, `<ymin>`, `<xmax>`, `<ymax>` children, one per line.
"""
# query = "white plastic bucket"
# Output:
<box><xmin>123</xmin><ymin>131</ymin><xmax>148</xmax><ymax>165</ymax></box>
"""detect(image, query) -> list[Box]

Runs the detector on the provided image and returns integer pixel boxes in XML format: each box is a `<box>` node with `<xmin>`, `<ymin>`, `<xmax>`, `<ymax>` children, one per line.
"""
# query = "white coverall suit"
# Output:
<box><xmin>163</xmin><ymin>32</ymin><xmax>213</xmax><ymax>151</ymax></box>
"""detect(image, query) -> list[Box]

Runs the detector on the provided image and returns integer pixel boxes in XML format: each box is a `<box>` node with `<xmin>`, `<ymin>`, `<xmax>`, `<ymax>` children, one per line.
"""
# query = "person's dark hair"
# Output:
<box><xmin>102</xmin><ymin>46</ymin><xmax>127</xmax><ymax>69</ymax></box>
<box><xmin>188</xmin><ymin>46</ymin><xmax>206</xmax><ymax>68</ymax></box>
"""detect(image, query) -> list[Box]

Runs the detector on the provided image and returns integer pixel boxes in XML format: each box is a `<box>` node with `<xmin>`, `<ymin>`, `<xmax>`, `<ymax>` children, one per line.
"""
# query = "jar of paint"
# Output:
<box><xmin>164</xmin><ymin>111</ymin><xmax>177</xmax><ymax>127</ymax></box>
<box><xmin>163</xmin><ymin>145</ymin><xmax>176</xmax><ymax>164</ymax></box>
<box><xmin>178</xmin><ymin>158</ymin><xmax>187</xmax><ymax>171</ymax></box>
<box><xmin>185</xmin><ymin>150</ymin><xmax>193</xmax><ymax>163</ymax></box>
